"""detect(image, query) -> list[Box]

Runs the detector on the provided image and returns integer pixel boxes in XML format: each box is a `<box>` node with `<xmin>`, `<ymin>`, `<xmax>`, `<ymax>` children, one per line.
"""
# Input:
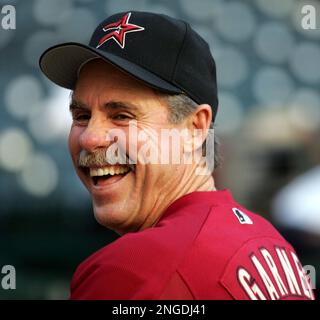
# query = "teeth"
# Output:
<box><xmin>89</xmin><ymin>166</ymin><xmax>130</xmax><ymax>177</ymax></box>
<box><xmin>90</xmin><ymin>169</ymin><xmax>98</xmax><ymax>177</ymax></box>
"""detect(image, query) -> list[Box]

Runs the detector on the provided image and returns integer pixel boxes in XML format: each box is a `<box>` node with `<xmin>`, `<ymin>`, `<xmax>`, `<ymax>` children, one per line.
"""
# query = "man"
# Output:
<box><xmin>39</xmin><ymin>11</ymin><xmax>314</xmax><ymax>300</ymax></box>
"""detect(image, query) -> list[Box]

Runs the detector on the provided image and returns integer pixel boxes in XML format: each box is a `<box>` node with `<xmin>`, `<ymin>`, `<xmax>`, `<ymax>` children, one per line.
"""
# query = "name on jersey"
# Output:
<box><xmin>237</xmin><ymin>247</ymin><xmax>314</xmax><ymax>300</ymax></box>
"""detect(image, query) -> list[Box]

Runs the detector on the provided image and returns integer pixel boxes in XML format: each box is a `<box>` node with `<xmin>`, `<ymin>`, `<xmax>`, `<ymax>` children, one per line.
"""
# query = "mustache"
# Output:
<box><xmin>78</xmin><ymin>148</ymin><xmax>135</xmax><ymax>170</ymax></box>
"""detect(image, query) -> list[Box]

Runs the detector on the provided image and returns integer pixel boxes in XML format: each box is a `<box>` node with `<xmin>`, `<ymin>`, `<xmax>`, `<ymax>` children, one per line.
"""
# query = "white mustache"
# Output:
<box><xmin>78</xmin><ymin>148</ymin><xmax>135</xmax><ymax>171</ymax></box>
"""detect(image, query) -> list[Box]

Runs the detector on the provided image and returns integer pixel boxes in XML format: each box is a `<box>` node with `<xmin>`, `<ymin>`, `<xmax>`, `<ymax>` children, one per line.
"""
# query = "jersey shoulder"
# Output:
<box><xmin>70</xmin><ymin>200</ymin><xmax>210</xmax><ymax>299</ymax></box>
<box><xmin>177</xmin><ymin>202</ymin><xmax>314</xmax><ymax>300</ymax></box>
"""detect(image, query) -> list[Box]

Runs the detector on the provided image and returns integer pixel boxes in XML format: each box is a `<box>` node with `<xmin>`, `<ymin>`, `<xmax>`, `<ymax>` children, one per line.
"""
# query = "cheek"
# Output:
<box><xmin>68</xmin><ymin>126</ymin><xmax>82</xmax><ymax>164</ymax></box>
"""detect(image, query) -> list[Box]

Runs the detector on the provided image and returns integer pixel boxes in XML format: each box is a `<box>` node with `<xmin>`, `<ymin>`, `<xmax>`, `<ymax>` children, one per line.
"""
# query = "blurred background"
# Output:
<box><xmin>0</xmin><ymin>0</ymin><xmax>319</xmax><ymax>299</ymax></box>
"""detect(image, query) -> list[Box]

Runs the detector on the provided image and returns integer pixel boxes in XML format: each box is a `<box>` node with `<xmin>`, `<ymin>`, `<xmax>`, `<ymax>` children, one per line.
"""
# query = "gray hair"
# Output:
<box><xmin>163</xmin><ymin>94</ymin><xmax>221</xmax><ymax>170</ymax></box>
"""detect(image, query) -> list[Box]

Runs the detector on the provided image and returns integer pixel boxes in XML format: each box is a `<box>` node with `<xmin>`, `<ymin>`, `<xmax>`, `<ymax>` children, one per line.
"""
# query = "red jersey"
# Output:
<box><xmin>70</xmin><ymin>190</ymin><xmax>314</xmax><ymax>300</ymax></box>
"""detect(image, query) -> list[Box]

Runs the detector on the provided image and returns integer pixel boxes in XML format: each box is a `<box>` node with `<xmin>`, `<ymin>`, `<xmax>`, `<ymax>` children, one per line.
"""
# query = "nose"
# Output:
<box><xmin>79</xmin><ymin>120</ymin><xmax>112</xmax><ymax>153</ymax></box>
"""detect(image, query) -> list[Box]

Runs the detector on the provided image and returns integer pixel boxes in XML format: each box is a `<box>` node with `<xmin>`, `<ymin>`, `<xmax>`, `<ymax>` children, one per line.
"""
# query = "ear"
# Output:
<box><xmin>192</xmin><ymin>104</ymin><xmax>212</xmax><ymax>150</ymax></box>
<box><xmin>191</xmin><ymin>104</ymin><xmax>212</xmax><ymax>132</ymax></box>
<box><xmin>184</xmin><ymin>104</ymin><xmax>213</xmax><ymax>153</ymax></box>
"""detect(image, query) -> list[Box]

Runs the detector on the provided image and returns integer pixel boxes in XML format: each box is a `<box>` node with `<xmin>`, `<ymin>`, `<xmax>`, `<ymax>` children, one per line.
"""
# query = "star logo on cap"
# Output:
<box><xmin>96</xmin><ymin>12</ymin><xmax>145</xmax><ymax>49</ymax></box>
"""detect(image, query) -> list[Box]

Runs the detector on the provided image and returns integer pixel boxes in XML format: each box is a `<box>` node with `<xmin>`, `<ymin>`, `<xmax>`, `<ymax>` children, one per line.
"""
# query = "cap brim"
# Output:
<box><xmin>39</xmin><ymin>42</ymin><xmax>183</xmax><ymax>94</ymax></box>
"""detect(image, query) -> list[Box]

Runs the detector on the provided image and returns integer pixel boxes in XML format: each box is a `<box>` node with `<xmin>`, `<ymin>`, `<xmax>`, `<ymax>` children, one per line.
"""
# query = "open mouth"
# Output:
<box><xmin>89</xmin><ymin>165</ymin><xmax>134</xmax><ymax>186</ymax></box>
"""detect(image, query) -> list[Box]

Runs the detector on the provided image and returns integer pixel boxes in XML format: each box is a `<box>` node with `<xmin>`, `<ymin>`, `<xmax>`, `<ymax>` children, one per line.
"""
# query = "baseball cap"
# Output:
<box><xmin>39</xmin><ymin>11</ymin><xmax>219</xmax><ymax>121</ymax></box>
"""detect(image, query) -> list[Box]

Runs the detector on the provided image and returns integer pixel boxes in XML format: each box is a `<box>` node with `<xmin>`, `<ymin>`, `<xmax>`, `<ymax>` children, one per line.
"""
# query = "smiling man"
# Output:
<box><xmin>39</xmin><ymin>11</ymin><xmax>314</xmax><ymax>300</ymax></box>
<box><xmin>68</xmin><ymin>59</ymin><xmax>213</xmax><ymax>234</ymax></box>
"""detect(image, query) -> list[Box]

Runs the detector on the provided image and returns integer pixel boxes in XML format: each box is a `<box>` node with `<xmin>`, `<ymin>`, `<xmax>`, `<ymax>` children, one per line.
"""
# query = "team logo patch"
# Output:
<box><xmin>232</xmin><ymin>208</ymin><xmax>253</xmax><ymax>225</ymax></box>
<box><xmin>96</xmin><ymin>12</ymin><xmax>145</xmax><ymax>49</ymax></box>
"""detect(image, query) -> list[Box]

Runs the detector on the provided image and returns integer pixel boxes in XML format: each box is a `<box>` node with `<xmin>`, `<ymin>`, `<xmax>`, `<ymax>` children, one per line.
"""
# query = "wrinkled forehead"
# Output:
<box><xmin>73</xmin><ymin>59</ymin><xmax>169</xmax><ymax>113</ymax></box>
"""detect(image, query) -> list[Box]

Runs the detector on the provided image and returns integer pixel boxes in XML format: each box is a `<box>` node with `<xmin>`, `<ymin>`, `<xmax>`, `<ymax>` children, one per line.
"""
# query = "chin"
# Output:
<box><xmin>92</xmin><ymin>202</ymin><xmax>133</xmax><ymax>234</ymax></box>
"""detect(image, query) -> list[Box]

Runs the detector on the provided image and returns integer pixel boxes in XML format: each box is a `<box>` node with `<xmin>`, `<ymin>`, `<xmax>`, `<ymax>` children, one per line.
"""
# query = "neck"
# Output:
<box><xmin>139</xmin><ymin>171</ymin><xmax>216</xmax><ymax>232</ymax></box>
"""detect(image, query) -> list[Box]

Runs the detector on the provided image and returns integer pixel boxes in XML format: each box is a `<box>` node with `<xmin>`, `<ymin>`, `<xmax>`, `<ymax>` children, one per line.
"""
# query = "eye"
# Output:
<box><xmin>72</xmin><ymin>112</ymin><xmax>91</xmax><ymax>124</ymax></box>
<box><xmin>113</xmin><ymin>114</ymin><xmax>131</xmax><ymax>121</ymax></box>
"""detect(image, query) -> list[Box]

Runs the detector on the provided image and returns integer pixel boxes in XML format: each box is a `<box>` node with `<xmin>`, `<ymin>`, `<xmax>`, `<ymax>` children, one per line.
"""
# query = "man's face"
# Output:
<box><xmin>69</xmin><ymin>59</ymin><xmax>189</xmax><ymax>234</ymax></box>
